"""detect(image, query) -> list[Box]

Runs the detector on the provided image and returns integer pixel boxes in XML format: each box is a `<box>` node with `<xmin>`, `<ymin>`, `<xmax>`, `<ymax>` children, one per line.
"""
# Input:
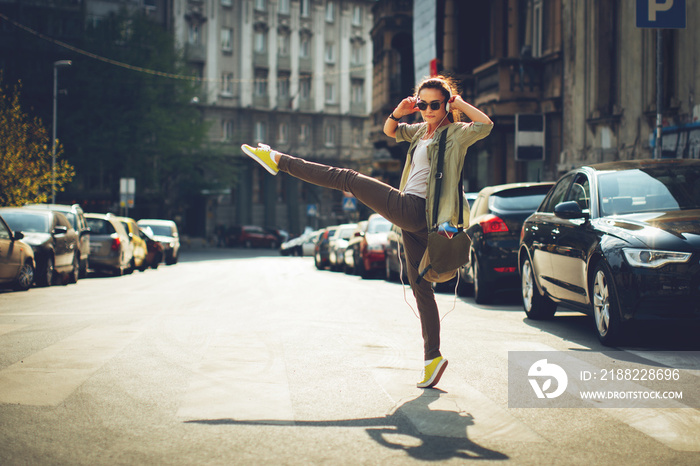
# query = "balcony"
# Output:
<box><xmin>185</xmin><ymin>43</ymin><xmax>206</xmax><ymax>63</ymax></box>
<box><xmin>473</xmin><ymin>57</ymin><xmax>543</xmax><ymax>110</ymax></box>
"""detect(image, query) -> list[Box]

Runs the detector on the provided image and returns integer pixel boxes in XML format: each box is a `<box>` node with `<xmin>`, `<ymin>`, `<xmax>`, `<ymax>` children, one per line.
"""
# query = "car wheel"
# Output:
<box><xmin>37</xmin><ymin>255</ymin><xmax>55</xmax><ymax>287</ymax></box>
<box><xmin>13</xmin><ymin>262</ymin><xmax>34</xmax><ymax>291</ymax></box>
<box><xmin>472</xmin><ymin>254</ymin><xmax>494</xmax><ymax>304</ymax></box>
<box><xmin>244</xmin><ymin>240</ymin><xmax>253</xmax><ymax>248</ymax></box>
<box><xmin>457</xmin><ymin>265</ymin><xmax>473</xmax><ymax>297</ymax></box>
<box><xmin>521</xmin><ymin>256</ymin><xmax>556</xmax><ymax>319</ymax></box>
<box><xmin>69</xmin><ymin>253</ymin><xmax>80</xmax><ymax>284</ymax></box>
<box><xmin>314</xmin><ymin>253</ymin><xmax>323</xmax><ymax>270</ymax></box>
<box><xmin>385</xmin><ymin>256</ymin><xmax>395</xmax><ymax>281</ymax></box>
<box><xmin>592</xmin><ymin>262</ymin><xmax>624</xmax><ymax>346</ymax></box>
<box><xmin>360</xmin><ymin>257</ymin><xmax>371</xmax><ymax>279</ymax></box>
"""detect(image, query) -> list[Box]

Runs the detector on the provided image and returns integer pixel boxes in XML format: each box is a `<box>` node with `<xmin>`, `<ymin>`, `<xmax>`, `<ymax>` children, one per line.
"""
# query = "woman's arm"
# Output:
<box><xmin>383</xmin><ymin>96</ymin><xmax>420</xmax><ymax>138</ymax></box>
<box><xmin>449</xmin><ymin>95</ymin><xmax>493</xmax><ymax>125</ymax></box>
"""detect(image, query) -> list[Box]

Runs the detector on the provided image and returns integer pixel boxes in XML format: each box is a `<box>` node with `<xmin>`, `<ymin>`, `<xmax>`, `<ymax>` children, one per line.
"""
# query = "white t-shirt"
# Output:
<box><xmin>403</xmin><ymin>137</ymin><xmax>431</xmax><ymax>199</ymax></box>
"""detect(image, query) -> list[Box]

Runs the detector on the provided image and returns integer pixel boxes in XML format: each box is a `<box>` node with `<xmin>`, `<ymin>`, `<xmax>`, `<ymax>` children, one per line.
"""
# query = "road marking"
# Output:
<box><xmin>606</xmin><ymin>408</ymin><xmax>700</xmax><ymax>452</ymax></box>
<box><xmin>176</xmin><ymin>330</ymin><xmax>294</xmax><ymax>423</ymax></box>
<box><xmin>0</xmin><ymin>323</ymin><xmax>146</xmax><ymax>406</ymax></box>
<box><xmin>479</xmin><ymin>340</ymin><xmax>700</xmax><ymax>451</ymax></box>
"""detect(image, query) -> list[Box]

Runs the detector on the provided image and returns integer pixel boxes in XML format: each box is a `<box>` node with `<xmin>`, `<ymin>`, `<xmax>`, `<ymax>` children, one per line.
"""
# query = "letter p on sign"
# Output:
<box><xmin>636</xmin><ymin>0</ymin><xmax>686</xmax><ymax>28</ymax></box>
<box><xmin>649</xmin><ymin>0</ymin><xmax>673</xmax><ymax>21</ymax></box>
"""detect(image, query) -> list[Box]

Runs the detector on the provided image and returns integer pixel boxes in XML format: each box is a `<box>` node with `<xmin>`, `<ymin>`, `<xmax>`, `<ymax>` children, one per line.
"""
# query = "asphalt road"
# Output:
<box><xmin>0</xmin><ymin>248</ymin><xmax>698</xmax><ymax>465</ymax></box>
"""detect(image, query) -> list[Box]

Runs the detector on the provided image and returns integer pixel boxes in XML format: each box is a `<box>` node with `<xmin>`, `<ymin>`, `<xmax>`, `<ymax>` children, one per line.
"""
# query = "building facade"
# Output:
<box><xmin>370</xmin><ymin>0</ymin><xmax>699</xmax><ymax>195</ymax></box>
<box><xmin>172</xmin><ymin>0</ymin><xmax>375</xmax><ymax>236</ymax></box>
<box><xmin>561</xmin><ymin>0</ymin><xmax>700</xmax><ymax>171</ymax></box>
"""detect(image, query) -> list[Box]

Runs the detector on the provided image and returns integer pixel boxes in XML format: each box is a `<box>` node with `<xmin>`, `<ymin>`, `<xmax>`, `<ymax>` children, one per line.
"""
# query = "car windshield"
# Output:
<box><xmin>1</xmin><ymin>212</ymin><xmax>49</xmax><ymax>233</ymax></box>
<box><xmin>60</xmin><ymin>212</ymin><xmax>77</xmax><ymax>229</ymax></box>
<box><xmin>598</xmin><ymin>166</ymin><xmax>700</xmax><ymax>216</ymax></box>
<box><xmin>489</xmin><ymin>188</ymin><xmax>551</xmax><ymax>212</ymax></box>
<box><xmin>338</xmin><ymin>226</ymin><xmax>356</xmax><ymax>239</ymax></box>
<box><xmin>87</xmin><ymin>218</ymin><xmax>116</xmax><ymax>235</ymax></box>
<box><xmin>143</xmin><ymin>224</ymin><xmax>173</xmax><ymax>236</ymax></box>
<box><xmin>367</xmin><ymin>219</ymin><xmax>391</xmax><ymax>234</ymax></box>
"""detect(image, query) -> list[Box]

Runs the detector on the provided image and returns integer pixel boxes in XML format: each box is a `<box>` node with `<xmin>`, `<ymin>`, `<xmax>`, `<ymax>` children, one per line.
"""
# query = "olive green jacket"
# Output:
<box><xmin>395</xmin><ymin>121</ymin><xmax>493</xmax><ymax>230</ymax></box>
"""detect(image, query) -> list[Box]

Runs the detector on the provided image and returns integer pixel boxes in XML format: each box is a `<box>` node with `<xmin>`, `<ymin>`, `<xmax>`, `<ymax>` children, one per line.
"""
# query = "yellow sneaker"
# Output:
<box><xmin>241</xmin><ymin>143</ymin><xmax>279</xmax><ymax>175</ymax></box>
<box><xmin>417</xmin><ymin>356</ymin><xmax>448</xmax><ymax>388</ymax></box>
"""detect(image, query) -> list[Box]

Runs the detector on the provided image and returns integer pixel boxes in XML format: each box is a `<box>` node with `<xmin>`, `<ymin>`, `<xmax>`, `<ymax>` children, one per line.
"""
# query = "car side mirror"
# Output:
<box><xmin>554</xmin><ymin>201</ymin><xmax>589</xmax><ymax>220</ymax></box>
<box><xmin>53</xmin><ymin>225</ymin><xmax>68</xmax><ymax>235</ymax></box>
<box><xmin>13</xmin><ymin>231</ymin><xmax>24</xmax><ymax>241</ymax></box>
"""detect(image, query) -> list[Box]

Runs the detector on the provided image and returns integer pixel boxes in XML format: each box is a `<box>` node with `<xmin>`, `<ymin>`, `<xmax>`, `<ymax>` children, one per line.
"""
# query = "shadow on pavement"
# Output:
<box><xmin>185</xmin><ymin>389</ymin><xmax>508</xmax><ymax>462</ymax></box>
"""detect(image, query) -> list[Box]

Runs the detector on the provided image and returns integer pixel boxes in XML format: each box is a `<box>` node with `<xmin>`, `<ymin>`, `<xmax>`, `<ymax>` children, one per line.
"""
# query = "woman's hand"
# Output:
<box><xmin>448</xmin><ymin>95</ymin><xmax>493</xmax><ymax>125</ymax></box>
<box><xmin>393</xmin><ymin>96</ymin><xmax>420</xmax><ymax>119</ymax></box>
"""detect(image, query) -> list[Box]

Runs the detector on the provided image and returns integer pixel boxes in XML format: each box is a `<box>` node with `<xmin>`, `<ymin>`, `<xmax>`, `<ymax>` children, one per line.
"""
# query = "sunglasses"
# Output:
<box><xmin>416</xmin><ymin>100</ymin><xmax>444</xmax><ymax>111</ymax></box>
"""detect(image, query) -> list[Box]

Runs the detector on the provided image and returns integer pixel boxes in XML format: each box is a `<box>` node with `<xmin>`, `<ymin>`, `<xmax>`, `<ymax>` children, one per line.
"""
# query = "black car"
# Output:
<box><xmin>0</xmin><ymin>208</ymin><xmax>80</xmax><ymax>286</ymax></box>
<box><xmin>458</xmin><ymin>182</ymin><xmax>554</xmax><ymax>303</ymax></box>
<box><xmin>519</xmin><ymin>159</ymin><xmax>700</xmax><ymax>345</ymax></box>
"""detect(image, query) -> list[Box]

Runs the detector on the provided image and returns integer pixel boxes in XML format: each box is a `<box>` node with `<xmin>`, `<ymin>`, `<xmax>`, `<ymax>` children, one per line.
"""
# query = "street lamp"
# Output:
<box><xmin>52</xmin><ymin>60</ymin><xmax>72</xmax><ymax>204</ymax></box>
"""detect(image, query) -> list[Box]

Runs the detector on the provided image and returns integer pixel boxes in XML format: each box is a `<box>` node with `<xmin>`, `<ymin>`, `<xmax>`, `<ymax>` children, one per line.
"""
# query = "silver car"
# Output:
<box><xmin>85</xmin><ymin>213</ymin><xmax>133</xmax><ymax>276</ymax></box>
<box><xmin>137</xmin><ymin>219</ymin><xmax>180</xmax><ymax>265</ymax></box>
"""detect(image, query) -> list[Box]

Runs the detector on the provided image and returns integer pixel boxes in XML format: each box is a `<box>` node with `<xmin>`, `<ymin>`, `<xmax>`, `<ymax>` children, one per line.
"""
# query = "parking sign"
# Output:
<box><xmin>636</xmin><ymin>0</ymin><xmax>686</xmax><ymax>28</ymax></box>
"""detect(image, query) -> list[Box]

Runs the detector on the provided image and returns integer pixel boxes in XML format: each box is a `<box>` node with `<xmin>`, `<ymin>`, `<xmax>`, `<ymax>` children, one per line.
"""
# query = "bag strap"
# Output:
<box><xmin>431</xmin><ymin>129</ymin><xmax>465</xmax><ymax>231</ymax></box>
<box><xmin>431</xmin><ymin>129</ymin><xmax>448</xmax><ymax>230</ymax></box>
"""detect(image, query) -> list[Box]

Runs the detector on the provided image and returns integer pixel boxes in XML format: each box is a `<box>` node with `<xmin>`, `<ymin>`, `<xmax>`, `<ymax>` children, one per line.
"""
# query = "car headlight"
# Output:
<box><xmin>623</xmin><ymin>248</ymin><xmax>691</xmax><ymax>268</ymax></box>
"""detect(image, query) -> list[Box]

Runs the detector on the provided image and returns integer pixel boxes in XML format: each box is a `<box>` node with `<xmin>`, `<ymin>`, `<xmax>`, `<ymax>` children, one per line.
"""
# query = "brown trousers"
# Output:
<box><xmin>278</xmin><ymin>154</ymin><xmax>441</xmax><ymax>360</ymax></box>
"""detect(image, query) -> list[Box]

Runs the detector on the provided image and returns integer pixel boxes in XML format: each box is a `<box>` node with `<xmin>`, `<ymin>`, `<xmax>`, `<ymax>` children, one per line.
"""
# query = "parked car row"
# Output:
<box><xmin>0</xmin><ymin>203</ymin><xmax>179</xmax><ymax>292</ymax></box>
<box><xmin>280</xmin><ymin>159</ymin><xmax>700</xmax><ymax>346</ymax></box>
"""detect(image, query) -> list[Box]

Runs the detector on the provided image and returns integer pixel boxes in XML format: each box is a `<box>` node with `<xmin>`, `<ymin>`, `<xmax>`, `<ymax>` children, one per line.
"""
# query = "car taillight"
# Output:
<box><xmin>480</xmin><ymin>215</ymin><xmax>509</xmax><ymax>234</ymax></box>
<box><xmin>111</xmin><ymin>236</ymin><xmax>121</xmax><ymax>251</ymax></box>
<box><xmin>494</xmin><ymin>267</ymin><xmax>516</xmax><ymax>273</ymax></box>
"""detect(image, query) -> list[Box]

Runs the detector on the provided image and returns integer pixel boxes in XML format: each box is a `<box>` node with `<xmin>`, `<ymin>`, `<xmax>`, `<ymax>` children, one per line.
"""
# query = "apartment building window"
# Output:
<box><xmin>325</xmin><ymin>82</ymin><xmax>336</xmax><ymax>104</ymax></box>
<box><xmin>278</xmin><ymin>31</ymin><xmax>290</xmax><ymax>56</ymax></box>
<box><xmin>300</xmin><ymin>74</ymin><xmax>311</xmax><ymax>99</ymax></box>
<box><xmin>222</xmin><ymin>119</ymin><xmax>234</xmax><ymax>141</ymax></box>
<box><xmin>254</xmin><ymin>30</ymin><xmax>267</xmax><ymax>53</ymax></box>
<box><xmin>594</xmin><ymin>0</ymin><xmax>620</xmax><ymax>116</ymax></box>
<box><xmin>325</xmin><ymin>42</ymin><xmax>335</xmax><ymax>64</ymax></box>
<box><xmin>351</xmin><ymin>41</ymin><xmax>362</xmax><ymax>65</ymax></box>
<box><xmin>324</xmin><ymin>125</ymin><xmax>336</xmax><ymax>147</ymax></box>
<box><xmin>352</xmin><ymin>126</ymin><xmax>361</xmax><ymax>147</ymax></box>
<box><xmin>278</xmin><ymin>0</ymin><xmax>289</xmax><ymax>14</ymax></box>
<box><xmin>531</xmin><ymin>0</ymin><xmax>543</xmax><ymax>57</ymax></box>
<box><xmin>351</xmin><ymin>80</ymin><xmax>363</xmax><ymax>104</ymax></box>
<box><xmin>221</xmin><ymin>28</ymin><xmax>232</xmax><ymax>52</ymax></box>
<box><xmin>352</xmin><ymin>5</ymin><xmax>362</xmax><ymax>26</ymax></box>
<box><xmin>300</xmin><ymin>0</ymin><xmax>310</xmax><ymax>17</ymax></box>
<box><xmin>221</xmin><ymin>73</ymin><xmax>234</xmax><ymax>96</ymax></box>
<box><xmin>299</xmin><ymin>123</ymin><xmax>310</xmax><ymax>144</ymax></box>
<box><xmin>254</xmin><ymin>69</ymin><xmax>268</xmax><ymax>96</ymax></box>
<box><xmin>325</xmin><ymin>1</ymin><xmax>335</xmax><ymax>22</ymax></box>
<box><xmin>188</xmin><ymin>23</ymin><xmax>200</xmax><ymax>45</ymax></box>
<box><xmin>300</xmin><ymin>34</ymin><xmax>311</xmax><ymax>58</ymax></box>
<box><xmin>278</xmin><ymin>73</ymin><xmax>290</xmax><ymax>100</ymax></box>
<box><xmin>254</xmin><ymin>121</ymin><xmax>267</xmax><ymax>143</ymax></box>
<box><xmin>278</xmin><ymin>122</ymin><xmax>289</xmax><ymax>143</ymax></box>
<box><xmin>254</xmin><ymin>0</ymin><xmax>266</xmax><ymax>12</ymax></box>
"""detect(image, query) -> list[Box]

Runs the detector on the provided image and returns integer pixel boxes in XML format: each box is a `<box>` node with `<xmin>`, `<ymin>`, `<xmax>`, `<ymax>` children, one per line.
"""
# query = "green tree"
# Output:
<box><xmin>0</xmin><ymin>77</ymin><xmax>75</xmax><ymax>206</ymax></box>
<box><xmin>62</xmin><ymin>10</ymin><xmax>238</xmax><ymax>222</ymax></box>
